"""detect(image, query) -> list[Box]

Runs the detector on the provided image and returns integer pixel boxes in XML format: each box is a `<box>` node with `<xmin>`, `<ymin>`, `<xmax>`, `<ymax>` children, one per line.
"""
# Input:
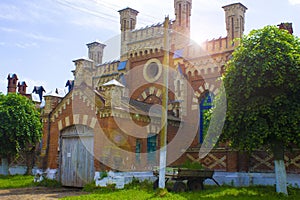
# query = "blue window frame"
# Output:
<box><xmin>199</xmin><ymin>92</ymin><xmax>213</xmax><ymax>143</ymax></box>
<box><xmin>147</xmin><ymin>134</ymin><xmax>157</xmax><ymax>163</ymax></box>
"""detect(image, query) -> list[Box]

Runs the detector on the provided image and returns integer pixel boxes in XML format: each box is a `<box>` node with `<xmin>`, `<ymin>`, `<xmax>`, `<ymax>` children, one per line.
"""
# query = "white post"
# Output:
<box><xmin>274</xmin><ymin>160</ymin><xmax>288</xmax><ymax>195</ymax></box>
<box><xmin>159</xmin><ymin>16</ymin><xmax>169</xmax><ymax>189</ymax></box>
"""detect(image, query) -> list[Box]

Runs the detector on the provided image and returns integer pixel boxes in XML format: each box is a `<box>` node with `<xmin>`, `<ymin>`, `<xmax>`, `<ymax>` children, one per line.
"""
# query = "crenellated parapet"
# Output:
<box><xmin>128</xmin><ymin>23</ymin><xmax>165</xmax><ymax>44</ymax></box>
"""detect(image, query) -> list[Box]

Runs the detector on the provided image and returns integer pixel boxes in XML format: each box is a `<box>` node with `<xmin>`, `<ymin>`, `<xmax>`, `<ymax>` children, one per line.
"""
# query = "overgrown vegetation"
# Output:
<box><xmin>33</xmin><ymin>177</ymin><xmax>62</xmax><ymax>188</ymax></box>
<box><xmin>83</xmin><ymin>182</ymin><xmax>116</xmax><ymax>193</ymax></box>
<box><xmin>180</xmin><ymin>160</ymin><xmax>205</xmax><ymax>169</ymax></box>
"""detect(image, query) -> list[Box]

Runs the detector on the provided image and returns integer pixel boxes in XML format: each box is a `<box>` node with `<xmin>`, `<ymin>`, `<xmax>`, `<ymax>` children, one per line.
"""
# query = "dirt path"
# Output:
<box><xmin>0</xmin><ymin>187</ymin><xmax>87</xmax><ymax>200</ymax></box>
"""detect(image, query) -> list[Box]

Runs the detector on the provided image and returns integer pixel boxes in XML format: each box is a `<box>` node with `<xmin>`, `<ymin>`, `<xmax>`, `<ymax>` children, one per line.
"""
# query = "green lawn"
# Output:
<box><xmin>0</xmin><ymin>175</ymin><xmax>35</xmax><ymax>189</ymax></box>
<box><xmin>62</xmin><ymin>184</ymin><xmax>300</xmax><ymax>200</ymax></box>
<box><xmin>1</xmin><ymin>176</ymin><xmax>299</xmax><ymax>199</ymax></box>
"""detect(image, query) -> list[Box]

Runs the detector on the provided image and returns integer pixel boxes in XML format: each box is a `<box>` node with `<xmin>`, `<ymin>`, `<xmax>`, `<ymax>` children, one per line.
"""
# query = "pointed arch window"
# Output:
<box><xmin>199</xmin><ymin>92</ymin><xmax>214</xmax><ymax>143</ymax></box>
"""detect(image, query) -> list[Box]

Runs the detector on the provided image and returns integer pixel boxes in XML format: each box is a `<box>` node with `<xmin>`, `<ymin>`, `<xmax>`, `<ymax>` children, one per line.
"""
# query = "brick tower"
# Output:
<box><xmin>118</xmin><ymin>7</ymin><xmax>139</xmax><ymax>60</ymax></box>
<box><xmin>223</xmin><ymin>3</ymin><xmax>247</xmax><ymax>45</ymax></box>
<box><xmin>7</xmin><ymin>73</ymin><xmax>18</xmax><ymax>94</ymax></box>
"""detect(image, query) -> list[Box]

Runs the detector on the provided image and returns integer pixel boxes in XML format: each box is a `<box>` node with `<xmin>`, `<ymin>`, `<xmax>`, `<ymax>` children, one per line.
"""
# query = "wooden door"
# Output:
<box><xmin>60</xmin><ymin>125</ymin><xmax>94</xmax><ymax>187</ymax></box>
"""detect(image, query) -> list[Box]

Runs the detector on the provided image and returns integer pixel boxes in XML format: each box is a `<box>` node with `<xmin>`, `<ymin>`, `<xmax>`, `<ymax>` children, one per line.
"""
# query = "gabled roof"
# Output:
<box><xmin>72</xmin><ymin>57</ymin><xmax>94</xmax><ymax>63</ymax></box>
<box><xmin>44</xmin><ymin>88</ymin><xmax>66</xmax><ymax>98</ymax></box>
<box><xmin>102</xmin><ymin>79</ymin><xmax>125</xmax><ymax>87</ymax></box>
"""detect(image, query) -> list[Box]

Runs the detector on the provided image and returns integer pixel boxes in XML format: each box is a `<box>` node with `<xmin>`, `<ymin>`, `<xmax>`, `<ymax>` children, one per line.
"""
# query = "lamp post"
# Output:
<box><xmin>159</xmin><ymin>16</ymin><xmax>169</xmax><ymax>189</ymax></box>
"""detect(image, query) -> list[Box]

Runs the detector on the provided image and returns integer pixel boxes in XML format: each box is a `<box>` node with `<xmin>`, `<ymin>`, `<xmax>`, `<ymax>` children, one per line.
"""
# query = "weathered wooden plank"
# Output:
<box><xmin>60</xmin><ymin>127</ymin><xmax>94</xmax><ymax>187</ymax></box>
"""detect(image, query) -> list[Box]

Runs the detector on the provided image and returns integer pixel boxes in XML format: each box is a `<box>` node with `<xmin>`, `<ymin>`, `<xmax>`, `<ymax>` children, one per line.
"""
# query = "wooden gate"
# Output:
<box><xmin>60</xmin><ymin>125</ymin><xmax>94</xmax><ymax>187</ymax></box>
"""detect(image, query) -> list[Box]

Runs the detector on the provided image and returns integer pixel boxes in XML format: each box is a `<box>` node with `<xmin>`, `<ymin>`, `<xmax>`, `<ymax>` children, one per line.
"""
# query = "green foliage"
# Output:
<box><xmin>222</xmin><ymin>26</ymin><xmax>300</xmax><ymax>154</ymax></box>
<box><xmin>0</xmin><ymin>175</ymin><xmax>35</xmax><ymax>189</ymax></box>
<box><xmin>83</xmin><ymin>182</ymin><xmax>116</xmax><ymax>193</ymax></box>
<box><xmin>33</xmin><ymin>177</ymin><xmax>62</xmax><ymax>188</ymax></box>
<box><xmin>0</xmin><ymin>93</ymin><xmax>42</xmax><ymax>157</ymax></box>
<box><xmin>124</xmin><ymin>178</ymin><xmax>153</xmax><ymax>191</ymax></box>
<box><xmin>180</xmin><ymin>160</ymin><xmax>205</xmax><ymax>169</ymax></box>
<box><xmin>99</xmin><ymin>171</ymin><xmax>108</xmax><ymax>179</ymax></box>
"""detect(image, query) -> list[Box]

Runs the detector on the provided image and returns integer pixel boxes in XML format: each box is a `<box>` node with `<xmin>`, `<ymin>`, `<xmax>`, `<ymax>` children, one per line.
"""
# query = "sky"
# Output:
<box><xmin>0</xmin><ymin>0</ymin><xmax>300</xmax><ymax>94</ymax></box>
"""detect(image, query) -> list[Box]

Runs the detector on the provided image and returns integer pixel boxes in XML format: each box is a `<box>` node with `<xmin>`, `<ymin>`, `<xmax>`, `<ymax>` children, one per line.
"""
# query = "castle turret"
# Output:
<box><xmin>223</xmin><ymin>3</ymin><xmax>247</xmax><ymax>46</ymax></box>
<box><xmin>102</xmin><ymin>79</ymin><xmax>125</xmax><ymax>107</ymax></box>
<box><xmin>118</xmin><ymin>7</ymin><xmax>139</xmax><ymax>59</ymax></box>
<box><xmin>86</xmin><ymin>41</ymin><xmax>106</xmax><ymax>66</ymax></box>
<box><xmin>73</xmin><ymin>58</ymin><xmax>94</xmax><ymax>88</ymax></box>
<box><xmin>7</xmin><ymin>73</ymin><xmax>18</xmax><ymax>94</ymax></box>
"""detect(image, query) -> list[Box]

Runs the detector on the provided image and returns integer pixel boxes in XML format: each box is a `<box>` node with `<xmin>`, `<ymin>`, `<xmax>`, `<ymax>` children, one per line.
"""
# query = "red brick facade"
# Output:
<box><xmin>35</xmin><ymin>1</ymin><xmax>300</xmax><ymax>185</ymax></box>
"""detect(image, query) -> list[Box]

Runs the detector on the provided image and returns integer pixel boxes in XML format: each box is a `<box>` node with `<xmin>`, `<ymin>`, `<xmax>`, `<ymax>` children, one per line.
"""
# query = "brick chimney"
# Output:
<box><xmin>18</xmin><ymin>81</ymin><xmax>27</xmax><ymax>95</ymax></box>
<box><xmin>7</xmin><ymin>73</ymin><xmax>18</xmax><ymax>94</ymax></box>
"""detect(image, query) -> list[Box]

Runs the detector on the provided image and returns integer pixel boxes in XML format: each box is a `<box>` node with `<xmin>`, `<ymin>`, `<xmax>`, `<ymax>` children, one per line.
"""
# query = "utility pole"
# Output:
<box><xmin>159</xmin><ymin>16</ymin><xmax>169</xmax><ymax>189</ymax></box>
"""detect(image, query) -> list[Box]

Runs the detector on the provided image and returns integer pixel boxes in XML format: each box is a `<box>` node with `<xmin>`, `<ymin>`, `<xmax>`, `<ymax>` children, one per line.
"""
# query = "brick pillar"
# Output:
<box><xmin>227</xmin><ymin>150</ymin><xmax>238</xmax><ymax>172</ymax></box>
<box><xmin>238</xmin><ymin>151</ymin><xmax>250</xmax><ymax>172</ymax></box>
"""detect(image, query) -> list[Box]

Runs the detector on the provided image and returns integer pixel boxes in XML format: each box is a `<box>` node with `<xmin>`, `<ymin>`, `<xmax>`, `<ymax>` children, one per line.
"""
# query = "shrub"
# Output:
<box><xmin>34</xmin><ymin>178</ymin><xmax>62</xmax><ymax>188</ymax></box>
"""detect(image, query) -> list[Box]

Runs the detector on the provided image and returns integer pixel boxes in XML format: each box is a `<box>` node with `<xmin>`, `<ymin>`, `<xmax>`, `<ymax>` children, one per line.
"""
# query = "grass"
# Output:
<box><xmin>1</xmin><ymin>175</ymin><xmax>300</xmax><ymax>199</ymax></box>
<box><xmin>0</xmin><ymin>175</ymin><xmax>35</xmax><ymax>189</ymax></box>
<box><xmin>61</xmin><ymin>180</ymin><xmax>300</xmax><ymax>200</ymax></box>
<box><xmin>0</xmin><ymin>174</ymin><xmax>62</xmax><ymax>189</ymax></box>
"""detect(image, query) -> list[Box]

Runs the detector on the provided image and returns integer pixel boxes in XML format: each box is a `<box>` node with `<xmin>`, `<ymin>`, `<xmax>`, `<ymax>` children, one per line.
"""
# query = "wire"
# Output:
<box><xmin>54</xmin><ymin>0</ymin><xmax>119</xmax><ymax>23</ymax></box>
<box><xmin>54</xmin><ymin>0</ymin><xmax>165</xmax><ymax>27</ymax></box>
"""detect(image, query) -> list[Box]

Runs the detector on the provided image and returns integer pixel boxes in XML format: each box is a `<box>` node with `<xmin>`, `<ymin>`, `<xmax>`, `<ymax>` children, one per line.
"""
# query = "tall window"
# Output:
<box><xmin>231</xmin><ymin>17</ymin><xmax>234</xmax><ymax>42</ymax></box>
<box><xmin>178</xmin><ymin>4</ymin><xmax>182</xmax><ymax>26</ymax></box>
<box><xmin>135</xmin><ymin>139</ymin><xmax>141</xmax><ymax>163</ymax></box>
<box><xmin>177</xmin><ymin>80</ymin><xmax>181</xmax><ymax>97</ymax></box>
<box><xmin>186</xmin><ymin>3</ymin><xmax>190</xmax><ymax>27</ymax></box>
<box><xmin>147</xmin><ymin>134</ymin><xmax>157</xmax><ymax>163</ymax></box>
<box><xmin>199</xmin><ymin>92</ymin><xmax>214</xmax><ymax>143</ymax></box>
<box><xmin>130</xmin><ymin>19</ymin><xmax>134</xmax><ymax>29</ymax></box>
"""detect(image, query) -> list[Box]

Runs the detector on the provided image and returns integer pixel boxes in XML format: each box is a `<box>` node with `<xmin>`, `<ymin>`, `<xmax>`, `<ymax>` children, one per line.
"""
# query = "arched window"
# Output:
<box><xmin>177</xmin><ymin>80</ymin><xmax>181</xmax><ymax>97</ymax></box>
<box><xmin>199</xmin><ymin>92</ymin><xmax>214</xmax><ymax>143</ymax></box>
<box><xmin>178</xmin><ymin>3</ymin><xmax>182</xmax><ymax>26</ymax></box>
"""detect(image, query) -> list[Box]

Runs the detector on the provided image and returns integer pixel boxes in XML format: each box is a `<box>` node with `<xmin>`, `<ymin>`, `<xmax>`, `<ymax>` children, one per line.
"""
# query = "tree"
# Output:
<box><xmin>222</xmin><ymin>26</ymin><xmax>300</xmax><ymax>195</ymax></box>
<box><xmin>0</xmin><ymin>93</ymin><xmax>42</xmax><ymax>175</ymax></box>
